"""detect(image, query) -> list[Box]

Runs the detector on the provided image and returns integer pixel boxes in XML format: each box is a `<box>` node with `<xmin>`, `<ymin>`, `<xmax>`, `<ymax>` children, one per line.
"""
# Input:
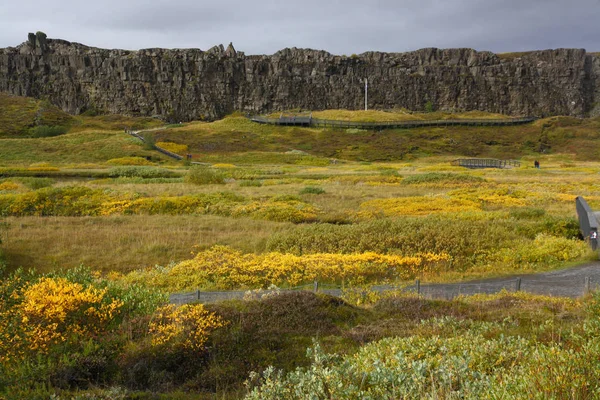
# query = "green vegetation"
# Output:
<box><xmin>3</xmin><ymin>93</ymin><xmax>600</xmax><ymax>397</ymax></box>
<box><xmin>185</xmin><ymin>166</ymin><xmax>226</xmax><ymax>185</ymax></box>
<box><xmin>156</xmin><ymin>114</ymin><xmax>600</xmax><ymax>162</ymax></box>
<box><xmin>299</xmin><ymin>186</ymin><xmax>325</xmax><ymax>195</ymax></box>
<box><xmin>108</xmin><ymin>166</ymin><xmax>181</xmax><ymax>179</ymax></box>
<box><xmin>29</xmin><ymin>125</ymin><xmax>69</xmax><ymax>138</ymax></box>
<box><xmin>0</xmin><ymin>93</ymin><xmax>73</xmax><ymax>137</ymax></box>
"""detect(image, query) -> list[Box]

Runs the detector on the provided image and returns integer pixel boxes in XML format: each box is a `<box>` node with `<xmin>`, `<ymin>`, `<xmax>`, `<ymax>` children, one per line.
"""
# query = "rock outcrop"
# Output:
<box><xmin>0</xmin><ymin>33</ymin><xmax>598</xmax><ymax>120</ymax></box>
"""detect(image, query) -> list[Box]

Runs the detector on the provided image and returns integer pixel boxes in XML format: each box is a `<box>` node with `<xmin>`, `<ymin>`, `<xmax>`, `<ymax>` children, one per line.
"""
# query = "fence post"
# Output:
<box><xmin>515</xmin><ymin>278</ymin><xmax>521</xmax><ymax>292</ymax></box>
<box><xmin>416</xmin><ymin>279</ymin><xmax>421</xmax><ymax>296</ymax></box>
<box><xmin>196</xmin><ymin>289</ymin><xmax>200</xmax><ymax>301</ymax></box>
<box><xmin>585</xmin><ymin>277</ymin><xmax>591</xmax><ymax>296</ymax></box>
<box><xmin>313</xmin><ymin>280</ymin><xmax>319</xmax><ymax>293</ymax></box>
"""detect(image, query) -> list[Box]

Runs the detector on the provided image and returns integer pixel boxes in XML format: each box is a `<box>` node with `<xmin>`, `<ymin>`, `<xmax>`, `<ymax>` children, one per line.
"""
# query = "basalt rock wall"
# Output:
<box><xmin>0</xmin><ymin>33</ymin><xmax>598</xmax><ymax>120</ymax></box>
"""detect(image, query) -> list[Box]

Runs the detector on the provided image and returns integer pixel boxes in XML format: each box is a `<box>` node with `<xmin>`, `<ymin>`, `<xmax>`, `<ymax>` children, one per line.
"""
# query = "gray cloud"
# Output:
<box><xmin>1</xmin><ymin>0</ymin><xmax>598</xmax><ymax>54</ymax></box>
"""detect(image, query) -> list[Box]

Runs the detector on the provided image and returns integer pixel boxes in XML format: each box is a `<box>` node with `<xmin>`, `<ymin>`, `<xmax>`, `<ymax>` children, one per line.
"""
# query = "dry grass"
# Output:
<box><xmin>1</xmin><ymin>215</ymin><xmax>289</xmax><ymax>274</ymax></box>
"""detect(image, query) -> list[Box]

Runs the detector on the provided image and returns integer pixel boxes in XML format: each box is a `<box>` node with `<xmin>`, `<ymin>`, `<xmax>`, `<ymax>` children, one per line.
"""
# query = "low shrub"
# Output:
<box><xmin>0</xmin><ymin>186</ymin><xmax>317</xmax><ymax>223</ymax></box>
<box><xmin>141</xmin><ymin>132</ymin><xmax>156</xmax><ymax>150</ymax></box>
<box><xmin>509</xmin><ymin>207</ymin><xmax>546</xmax><ymax>219</ymax></box>
<box><xmin>299</xmin><ymin>186</ymin><xmax>325</xmax><ymax>195</ymax></box>
<box><xmin>14</xmin><ymin>177</ymin><xmax>55</xmax><ymax>189</ymax></box>
<box><xmin>28</xmin><ymin>125</ymin><xmax>68</xmax><ymax>138</ymax></box>
<box><xmin>185</xmin><ymin>167</ymin><xmax>226</xmax><ymax>185</ymax></box>
<box><xmin>402</xmin><ymin>172</ymin><xmax>485</xmax><ymax>185</ymax></box>
<box><xmin>358</xmin><ymin>196</ymin><xmax>481</xmax><ymax>217</ymax></box>
<box><xmin>0</xmin><ymin>181</ymin><xmax>20</xmax><ymax>191</ymax></box>
<box><xmin>120</xmin><ymin>245</ymin><xmax>450</xmax><ymax>291</ymax></box>
<box><xmin>106</xmin><ymin>157</ymin><xmax>154</xmax><ymax>166</ymax></box>
<box><xmin>155</xmin><ymin>141</ymin><xmax>188</xmax><ymax>155</ymax></box>
<box><xmin>266</xmin><ymin>215</ymin><xmax>585</xmax><ymax>274</ymax></box>
<box><xmin>239</xmin><ymin>180</ymin><xmax>263</xmax><ymax>187</ymax></box>
<box><xmin>108</xmin><ymin>166</ymin><xmax>179</xmax><ymax>179</ymax></box>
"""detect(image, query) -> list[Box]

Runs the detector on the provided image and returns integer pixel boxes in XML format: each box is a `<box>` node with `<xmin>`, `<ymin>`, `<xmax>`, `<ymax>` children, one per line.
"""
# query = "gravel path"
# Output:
<box><xmin>171</xmin><ymin>262</ymin><xmax>600</xmax><ymax>304</ymax></box>
<box><xmin>410</xmin><ymin>261</ymin><xmax>600</xmax><ymax>299</ymax></box>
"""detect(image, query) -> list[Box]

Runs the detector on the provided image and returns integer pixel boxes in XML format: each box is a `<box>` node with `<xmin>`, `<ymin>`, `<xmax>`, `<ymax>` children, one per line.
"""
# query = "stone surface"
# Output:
<box><xmin>0</xmin><ymin>33</ymin><xmax>598</xmax><ymax>120</ymax></box>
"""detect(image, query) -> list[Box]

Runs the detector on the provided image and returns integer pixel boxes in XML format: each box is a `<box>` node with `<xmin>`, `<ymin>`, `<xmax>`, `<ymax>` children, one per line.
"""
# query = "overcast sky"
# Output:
<box><xmin>1</xmin><ymin>0</ymin><xmax>599</xmax><ymax>55</ymax></box>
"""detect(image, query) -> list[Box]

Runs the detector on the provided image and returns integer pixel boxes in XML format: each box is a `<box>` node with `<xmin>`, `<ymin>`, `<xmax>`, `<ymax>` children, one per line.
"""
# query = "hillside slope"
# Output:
<box><xmin>0</xmin><ymin>92</ymin><xmax>73</xmax><ymax>137</ymax></box>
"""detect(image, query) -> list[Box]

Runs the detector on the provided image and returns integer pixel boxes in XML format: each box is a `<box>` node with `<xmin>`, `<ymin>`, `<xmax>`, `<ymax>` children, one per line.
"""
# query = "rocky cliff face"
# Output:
<box><xmin>0</xmin><ymin>32</ymin><xmax>598</xmax><ymax>120</ymax></box>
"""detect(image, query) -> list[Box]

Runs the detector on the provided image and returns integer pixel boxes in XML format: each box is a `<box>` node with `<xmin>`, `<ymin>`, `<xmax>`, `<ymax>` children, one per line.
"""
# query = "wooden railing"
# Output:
<box><xmin>250</xmin><ymin>115</ymin><xmax>536</xmax><ymax>130</ymax></box>
<box><xmin>451</xmin><ymin>158</ymin><xmax>521</xmax><ymax>169</ymax></box>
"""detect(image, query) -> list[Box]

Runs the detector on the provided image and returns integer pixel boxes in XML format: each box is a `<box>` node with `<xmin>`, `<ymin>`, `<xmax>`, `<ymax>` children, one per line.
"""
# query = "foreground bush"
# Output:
<box><xmin>246</xmin><ymin>291</ymin><xmax>600</xmax><ymax>399</ymax></box>
<box><xmin>246</xmin><ymin>334</ymin><xmax>600</xmax><ymax>399</ymax></box>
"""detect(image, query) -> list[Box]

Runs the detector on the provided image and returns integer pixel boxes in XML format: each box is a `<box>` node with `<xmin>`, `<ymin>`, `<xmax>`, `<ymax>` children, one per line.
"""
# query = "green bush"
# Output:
<box><xmin>141</xmin><ymin>132</ymin><xmax>156</xmax><ymax>150</ymax></box>
<box><xmin>509</xmin><ymin>207</ymin><xmax>546</xmax><ymax>219</ymax></box>
<box><xmin>239</xmin><ymin>180</ymin><xmax>263</xmax><ymax>187</ymax></box>
<box><xmin>108</xmin><ymin>167</ymin><xmax>179</xmax><ymax>179</ymax></box>
<box><xmin>424</xmin><ymin>100</ymin><xmax>435</xmax><ymax>113</ymax></box>
<box><xmin>185</xmin><ymin>167</ymin><xmax>226</xmax><ymax>185</ymax></box>
<box><xmin>14</xmin><ymin>177</ymin><xmax>55</xmax><ymax>189</ymax></box>
<box><xmin>402</xmin><ymin>172</ymin><xmax>485</xmax><ymax>185</ymax></box>
<box><xmin>299</xmin><ymin>186</ymin><xmax>325</xmax><ymax>195</ymax></box>
<box><xmin>28</xmin><ymin>125</ymin><xmax>68</xmax><ymax>138</ymax></box>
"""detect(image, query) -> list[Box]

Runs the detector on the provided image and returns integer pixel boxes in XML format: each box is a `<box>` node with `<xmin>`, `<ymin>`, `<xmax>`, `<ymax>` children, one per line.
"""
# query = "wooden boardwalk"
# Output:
<box><xmin>451</xmin><ymin>158</ymin><xmax>521</xmax><ymax>169</ymax></box>
<box><xmin>250</xmin><ymin>116</ymin><xmax>536</xmax><ymax>130</ymax></box>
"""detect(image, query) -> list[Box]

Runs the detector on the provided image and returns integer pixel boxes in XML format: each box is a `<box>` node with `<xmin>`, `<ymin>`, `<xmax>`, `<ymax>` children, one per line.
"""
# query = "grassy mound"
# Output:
<box><xmin>0</xmin><ymin>93</ymin><xmax>73</xmax><ymax>137</ymax></box>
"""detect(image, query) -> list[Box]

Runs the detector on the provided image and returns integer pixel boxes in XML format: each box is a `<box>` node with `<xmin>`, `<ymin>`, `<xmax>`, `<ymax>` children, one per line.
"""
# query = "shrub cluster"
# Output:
<box><xmin>0</xmin><ymin>186</ymin><xmax>318</xmax><ymax>223</ymax></box>
<box><xmin>402</xmin><ymin>172</ymin><xmax>485</xmax><ymax>185</ymax></box>
<box><xmin>28</xmin><ymin>125</ymin><xmax>68</xmax><ymax>138</ymax></box>
<box><xmin>266</xmin><ymin>215</ymin><xmax>584</xmax><ymax>274</ymax></box>
<box><xmin>155</xmin><ymin>141</ymin><xmax>188</xmax><ymax>155</ymax></box>
<box><xmin>108</xmin><ymin>166</ymin><xmax>180</xmax><ymax>179</ymax></box>
<box><xmin>106</xmin><ymin>157</ymin><xmax>154</xmax><ymax>166</ymax></box>
<box><xmin>120</xmin><ymin>245</ymin><xmax>450</xmax><ymax>291</ymax></box>
<box><xmin>185</xmin><ymin>166</ymin><xmax>226</xmax><ymax>185</ymax></box>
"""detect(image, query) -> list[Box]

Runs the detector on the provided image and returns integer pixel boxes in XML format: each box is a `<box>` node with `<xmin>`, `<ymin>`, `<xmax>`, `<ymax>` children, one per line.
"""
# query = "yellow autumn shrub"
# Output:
<box><xmin>232</xmin><ymin>200</ymin><xmax>318</xmax><ymax>223</ymax></box>
<box><xmin>211</xmin><ymin>163</ymin><xmax>236</xmax><ymax>169</ymax></box>
<box><xmin>148</xmin><ymin>304</ymin><xmax>226</xmax><ymax>351</ymax></box>
<box><xmin>18</xmin><ymin>277</ymin><xmax>123</xmax><ymax>353</ymax></box>
<box><xmin>358</xmin><ymin>196</ymin><xmax>481</xmax><ymax>217</ymax></box>
<box><xmin>450</xmin><ymin>187</ymin><xmax>537</xmax><ymax>207</ymax></box>
<box><xmin>156</xmin><ymin>141</ymin><xmax>189</xmax><ymax>155</ymax></box>
<box><xmin>106</xmin><ymin>156</ymin><xmax>154</xmax><ymax>166</ymax></box>
<box><xmin>121</xmin><ymin>245</ymin><xmax>450</xmax><ymax>291</ymax></box>
<box><xmin>0</xmin><ymin>277</ymin><xmax>124</xmax><ymax>362</ymax></box>
<box><xmin>0</xmin><ymin>181</ymin><xmax>20</xmax><ymax>191</ymax></box>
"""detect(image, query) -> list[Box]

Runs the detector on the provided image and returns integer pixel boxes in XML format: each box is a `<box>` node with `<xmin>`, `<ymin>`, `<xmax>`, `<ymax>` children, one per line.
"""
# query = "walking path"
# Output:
<box><xmin>170</xmin><ymin>261</ymin><xmax>600</xmax><ymax>304</ymax></box>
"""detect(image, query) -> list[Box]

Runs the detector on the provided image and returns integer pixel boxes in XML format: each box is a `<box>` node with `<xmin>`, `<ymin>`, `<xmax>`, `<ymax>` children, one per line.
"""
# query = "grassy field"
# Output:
<box><xmin>2</xmin><ymin>94</ymin><xmax>600</xmax><ymax>398</ymax></box>
<box><xmin>153</xmin><ymin>114</ymin><xmax>600</xmax><ymax>162</ymax></box>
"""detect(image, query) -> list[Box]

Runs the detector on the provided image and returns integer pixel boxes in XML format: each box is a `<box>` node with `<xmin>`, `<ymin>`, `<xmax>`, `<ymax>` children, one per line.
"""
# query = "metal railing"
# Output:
<box><xmin>169</xmin><ymin>276</ymin><xmax>599</xmax><ymax>305</ymax></box>
<box><xmin>250</xmin><ymin>115</ymin><xmax>536</xmax><ymax>130</ymax></box>
<box><xmin>451</xmin><ymin>158</ymin><xmax>521</xmax><ymax>169</ymax></box>
<box><xmin>127</xmin><ymin>128</ymin><xmax>211</xmax><ymax>166</ymax></box>
<box><xmin>576</xmin><ymin>196</ymin><xmax>599</xmax><ymax>250</ymax></box>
